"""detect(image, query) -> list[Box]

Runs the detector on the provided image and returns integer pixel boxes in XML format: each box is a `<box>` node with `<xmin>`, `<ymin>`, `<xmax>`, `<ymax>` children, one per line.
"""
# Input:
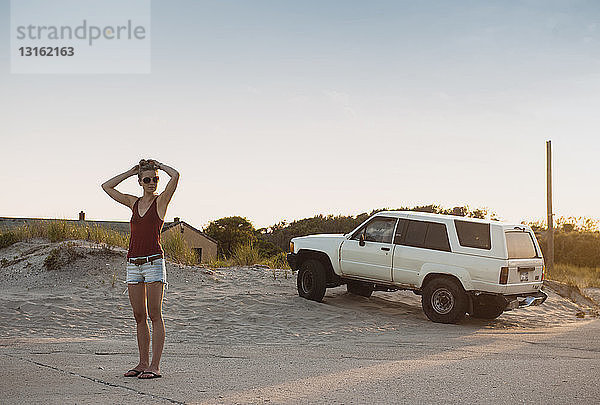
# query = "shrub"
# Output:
<box><xmin>536</xmin><ymin>230</ymin><xmax>600</xmax><ymax>268</ymax></box>
<box><xmin>260</xmin><ymin>252</ymin><xmax>290</xmax><ymax>269</ymax></box>
<box><xmin>85</xmin><ymin>223</ymin><xmax>129</xmax><ymax>248</ymax></box>
<box><xmin>253</xmin><ymin>238</ymin><xmax>283</xmax><ymax>258</ymax></box>
<box><xmin>231</xmin><ymin>242</ymin><xmax>263</xmax><ymax>266</ymax></box>
<box><xmin>44</xmin><ymin>245</ymin><xmax>85</xmax><ymax>270</ymax></box>
<box><xmin>0</xmin><ymin>224</ymin><xmax>31</xmax><ymax>249</ymax></box>
<box><xmin>0</xmin><ymin>230</ymin><xmax>22</xmax><ymax>249</ymax></box>
<box><xmin>204</xmin><ymin>216</ymin><xmax>255</xmax><ymax>258</ymax></box>
<box><xmin>206</xmin><ymin>255</ymin><xmax>233</xmax><ymax>269</ymax></box>
<box><xmin>547</xmin><ymin>263</ymin><xmax>600</xmax><ymax>288</ymax></box>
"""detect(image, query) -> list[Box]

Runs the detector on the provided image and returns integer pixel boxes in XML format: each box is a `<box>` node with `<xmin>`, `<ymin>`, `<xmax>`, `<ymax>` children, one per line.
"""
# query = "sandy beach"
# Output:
<box><xmin>1</xmin><ymin>238</ymin><xmax>599</xmax><ymax>404</ymax></box>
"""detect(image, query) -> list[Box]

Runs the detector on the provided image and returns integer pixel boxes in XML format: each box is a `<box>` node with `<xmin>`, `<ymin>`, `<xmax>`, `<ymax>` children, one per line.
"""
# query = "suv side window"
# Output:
<box><xmin>425</xmin><ymin>222</ymin><xmax>451</xmax><ymax>251</ymax></box>
<box><xmin>403</xmin><ymin>220</ymin><xmax>427</xmax><ymax>247</ymax></box>
<box><xmin>352</xmin><ymin>217</ymin><xmax>397</xmax><ymax>243</ymax></box>
<box><xmin>393</xmin><ymin>219</ymin><xmax>408</xmax><ymax>244</ymax></box>
<box><xmin>454</xmin><ymin>220</ymin><xmax>491</xmax><ymax>250</ymax></box>
<box><xmin>396</xmin><ymin>219</ymin><xmax>451</xmax><ymax>252</ymax></box>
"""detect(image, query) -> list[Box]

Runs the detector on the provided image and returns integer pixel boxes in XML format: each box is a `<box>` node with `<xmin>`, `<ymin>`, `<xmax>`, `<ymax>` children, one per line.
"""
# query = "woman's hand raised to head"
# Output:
<box><xmin>146</xmin><ymin>159</ymin><xmax>162</xmax><ymax>170</ymax></box>
<box><xmin>129</xmin><ymin>164</ymin><xmax>139</xmax><ymax>176</ymax></box>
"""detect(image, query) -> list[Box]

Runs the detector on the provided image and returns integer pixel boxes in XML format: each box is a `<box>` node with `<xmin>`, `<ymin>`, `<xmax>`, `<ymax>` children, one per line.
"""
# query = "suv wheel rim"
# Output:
<box><xmin>301</xmin><ymin>270</ymin><xmax>313</xmax><ymax>293</ymax></box>
<box><xmin>431</xmin><ymin>288</ymin><xmax>454</xmax><ymax>314</ymax></box>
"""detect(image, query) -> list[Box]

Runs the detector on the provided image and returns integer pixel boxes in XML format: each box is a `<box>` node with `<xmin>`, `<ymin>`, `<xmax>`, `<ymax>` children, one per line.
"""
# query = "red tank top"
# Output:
<box><xmin>127</xmin><ymin>196</ymin><xmax>164</xmax><ymax>258</ymax></box>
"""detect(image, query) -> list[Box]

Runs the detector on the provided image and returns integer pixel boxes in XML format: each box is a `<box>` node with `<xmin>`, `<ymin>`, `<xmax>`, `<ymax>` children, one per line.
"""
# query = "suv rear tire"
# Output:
<box><xmin>297</xmin><ymin>259</ymin><xmax>327</xmax><ymax>302</ymax></box>
<box><xmin>422</xmin><ymin>277</ymin><xmax>467</xmax><ymax>324</ymax></box>
<box><xmin>346</xmin><ymin>280</ymin><xmax>374</xmax><ymax>298</ymax></box>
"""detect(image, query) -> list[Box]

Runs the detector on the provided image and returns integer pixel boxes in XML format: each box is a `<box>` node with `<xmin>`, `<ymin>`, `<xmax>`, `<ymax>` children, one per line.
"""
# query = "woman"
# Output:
<box><xmin>101</xmin><ymin>159</ymin><xmax>179</xmax><ymax>379</ymax></box>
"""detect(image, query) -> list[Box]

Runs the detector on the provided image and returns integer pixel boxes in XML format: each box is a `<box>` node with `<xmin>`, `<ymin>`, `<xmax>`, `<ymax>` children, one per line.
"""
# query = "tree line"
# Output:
<box><xmin>203</xmin><ymin>206</ymin><xmax>600</xmax><ymax>268</ymax></box>
<box><xmin>203</xmin><ymin>204</ymin><xmax>496</xmax><ymax>259</ymax></box>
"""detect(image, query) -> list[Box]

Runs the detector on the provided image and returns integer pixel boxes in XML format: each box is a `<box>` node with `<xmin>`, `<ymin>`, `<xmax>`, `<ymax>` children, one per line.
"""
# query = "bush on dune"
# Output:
<box><xmin>43</xmin><ymin>244</ymin><xmax>86</xmax><ymax>270</ymax></box>
<box><xmin>0</xmin><ymin>229</ymin><xmax>24</xmax><ymax>249</ymax></box>
<box><xmin>546</xmin><ymin>263</ymin><xmax>600</xmax><ymax>289</ymax></box>
<box><xmin>231</xmin><ymin>242</ymin><xmax>263</xmax><ymax>266</ymax></box>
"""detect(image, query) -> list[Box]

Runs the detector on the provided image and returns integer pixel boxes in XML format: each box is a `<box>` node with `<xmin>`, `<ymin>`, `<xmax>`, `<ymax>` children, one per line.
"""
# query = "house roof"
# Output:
<box><xmin>163</xmin><ymin>220</ymin><xmax>218</xmax><ymax>244</ymax></box>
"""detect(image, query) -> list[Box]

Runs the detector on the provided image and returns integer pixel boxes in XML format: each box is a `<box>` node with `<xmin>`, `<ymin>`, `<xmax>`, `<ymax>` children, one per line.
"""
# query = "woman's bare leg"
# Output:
<box><xmin>139</xmin><ymin>281</ymin><xmax>165</xmax><ymax>377</ymax></box>
<box><xmin>124</xmin><ymin>282</ymin><xmax>150</xmax><ymax>376</ymax></box>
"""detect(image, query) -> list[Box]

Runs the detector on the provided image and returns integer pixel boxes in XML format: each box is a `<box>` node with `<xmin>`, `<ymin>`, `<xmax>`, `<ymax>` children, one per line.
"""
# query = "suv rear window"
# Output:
<box><xmin>454</xmin><ymin>220</ymin><xmax>491</xmax><ymax>250</ymax></box>
<box><xmin>506</xmin><ymin>231</ymin><xmax>538</xmax><ymax>259</ymax></box>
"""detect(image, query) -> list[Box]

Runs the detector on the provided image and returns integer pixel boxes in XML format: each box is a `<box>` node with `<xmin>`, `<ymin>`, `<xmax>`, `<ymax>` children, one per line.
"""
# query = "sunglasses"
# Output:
<box><xmin>142</xmin><ymin>176</ymin><xmax>159</xmax><ymax>184</ymax></box>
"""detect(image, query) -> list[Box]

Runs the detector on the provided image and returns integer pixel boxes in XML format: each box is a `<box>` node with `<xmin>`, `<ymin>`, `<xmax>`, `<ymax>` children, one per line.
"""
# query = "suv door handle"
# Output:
<box><xmin>381</xmin><ymin>247</ymin><xmax>390</xmax><ymax>251</ymax></box>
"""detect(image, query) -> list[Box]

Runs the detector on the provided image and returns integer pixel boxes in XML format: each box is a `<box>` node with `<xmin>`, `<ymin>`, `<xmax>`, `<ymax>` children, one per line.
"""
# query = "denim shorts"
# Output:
<box><xmin>126</xmin><ymin>256</ymin><xmax>168</xmax><ymax>290</ymax></box>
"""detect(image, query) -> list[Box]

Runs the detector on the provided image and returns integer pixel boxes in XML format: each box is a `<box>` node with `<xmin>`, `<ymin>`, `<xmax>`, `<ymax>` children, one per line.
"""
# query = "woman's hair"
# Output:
<box><xmin>138</xmin><ymin>159</ymin><xmax>160</xmax><ymax>179</ymax></box>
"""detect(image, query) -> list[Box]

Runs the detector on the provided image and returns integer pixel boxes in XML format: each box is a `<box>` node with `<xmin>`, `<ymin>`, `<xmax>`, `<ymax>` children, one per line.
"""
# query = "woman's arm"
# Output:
<box><xmin>156</xmin><ymin>161</ymin><xmax>179</xmax><ymax>179</ymax></box>
<box><xmin>151</xmin><ymin>161</ymin><xmax>179</xmax><ymax>206</ymax></box>
<box><xmin>101</xmin><ymin>166</ymin><xmax>138</xmax><ymax>208</ymax></box>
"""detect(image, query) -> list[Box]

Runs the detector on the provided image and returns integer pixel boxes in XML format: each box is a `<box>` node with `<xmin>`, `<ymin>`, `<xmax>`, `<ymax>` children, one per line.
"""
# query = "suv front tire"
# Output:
<box><xmin>297</xmin><ymin>259</ymin><xmax>327</xmax><ymax>302</ymax></box>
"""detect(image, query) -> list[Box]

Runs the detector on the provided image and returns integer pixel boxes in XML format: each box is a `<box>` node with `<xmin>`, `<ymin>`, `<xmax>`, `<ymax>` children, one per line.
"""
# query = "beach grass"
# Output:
<box><xmin>161</xmin><ymin>231</ymin><xmax>199</xmax><ymax>266</ymax></box>
<box><xmin>205</xmin><ymin>245</ymin><xmax>291</xmax><ymax>270</ymax></box>
<box><xmin>260</xmin><ymin>251</ymin><xmax>290</xmax><ymax>270</ymax></box>
<box><xmin>0</xmin><ymin>227</ymin><xmax>24</xmax><ymax>249</ymax></box>
<box><xmin>44</xmin><ymin>244</ymin><xmax>85</xmax><ymax>270</ymax></box>
<box><xmin>206</xmin><ymin>255</ymin><xmax>234</xmax><ymax>268</ymax></box>
<box><xmin>0</xmin><ymin>220</ymin><xmax>130</xmax><ymax>248</ymax></box>
<box><xmin>0</xmin><ymin>220</ymin><xmax>289</xmax><ymax>269</ymax></box>
<box><xmin>231</xmin><ymin>242</ymin><xmax>263</xmax><ymax>266</ymax></box>
<box><xmin>547</xmin><ymin>263</ymin><xmax>600</xmax><ymax>289</ymax></box>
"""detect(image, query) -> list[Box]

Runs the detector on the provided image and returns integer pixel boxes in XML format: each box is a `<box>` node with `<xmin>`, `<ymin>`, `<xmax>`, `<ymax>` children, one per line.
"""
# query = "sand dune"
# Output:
<box><xmin>0</xmin><ymin>238</ymin><xmax>597</xmax><ymax>345</ymax></box>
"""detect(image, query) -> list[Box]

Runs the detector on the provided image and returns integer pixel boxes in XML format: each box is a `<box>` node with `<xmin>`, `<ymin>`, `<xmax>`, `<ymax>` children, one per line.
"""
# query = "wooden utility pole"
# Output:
<box><xmin>546</xmin><ymin>140</ymin><xmax>554</xmax><ymax>273</ymax></box>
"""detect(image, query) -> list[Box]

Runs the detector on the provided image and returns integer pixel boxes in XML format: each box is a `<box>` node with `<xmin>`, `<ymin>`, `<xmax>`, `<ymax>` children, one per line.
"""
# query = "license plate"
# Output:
<box><xmin>520</xmin><ymin>272</ymin><xmax>529</xmax><ymax>282</ymax></box>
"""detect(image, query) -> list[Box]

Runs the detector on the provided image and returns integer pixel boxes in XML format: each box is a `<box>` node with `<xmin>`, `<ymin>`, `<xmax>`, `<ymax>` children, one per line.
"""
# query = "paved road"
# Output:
<box><xmin>1</xmin><ymin>319</ymin><xmax>599</xmax><ymax>404</ymax></box>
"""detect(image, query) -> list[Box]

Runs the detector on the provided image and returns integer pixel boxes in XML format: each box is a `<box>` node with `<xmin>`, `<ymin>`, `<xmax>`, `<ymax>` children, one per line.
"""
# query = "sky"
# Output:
<box><xmin>1</xmin><ymin>0</ymin><xmax>599</xmax><ymax>229</ymax></box>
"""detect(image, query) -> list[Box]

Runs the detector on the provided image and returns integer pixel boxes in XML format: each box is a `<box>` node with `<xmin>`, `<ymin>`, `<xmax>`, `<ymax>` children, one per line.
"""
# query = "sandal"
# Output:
<box><xmin>124</xmin><ymin>369</ymin><xmax>144</xmax><ymax>377</ymax></box>
<box><xmin>138</xmin><ymin>371</ymin><xmax>162</xmax><ymax>379</ymax></box>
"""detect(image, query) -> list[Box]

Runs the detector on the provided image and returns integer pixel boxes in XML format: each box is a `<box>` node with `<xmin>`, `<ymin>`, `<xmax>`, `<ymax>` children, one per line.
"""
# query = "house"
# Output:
<box><xmin>0</xmin><ymin>211</ymin><xmax>218</xmax><ymax>263</ymax></box>
<box><xmin>162</xmin><ymin>217</ymin><xmax>218</xmax><ymax>262</ymax></box>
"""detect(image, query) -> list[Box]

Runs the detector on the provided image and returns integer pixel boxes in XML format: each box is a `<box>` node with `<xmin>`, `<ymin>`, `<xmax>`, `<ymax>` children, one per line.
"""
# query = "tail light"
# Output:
<box><xmin>289</xmin><ymin>241</ymin><xmax>294</xmax><ymax>253</ymax></box>
<box><xmin>499</xmin><ymin>267</ymin><xmax>509</xmax><ymax>284</ymax></box>
<box><xmin>541</xmin><ymin>264</ymin><xmax>545</xmax><ymax>281</ymax></box>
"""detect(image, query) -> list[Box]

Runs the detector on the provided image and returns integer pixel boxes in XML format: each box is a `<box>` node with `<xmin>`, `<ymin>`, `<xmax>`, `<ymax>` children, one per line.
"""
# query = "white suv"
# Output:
<box><xmin>287</xmin><ymin>211</ymin><xmax>547</xmax><ymax>324</ymax></box>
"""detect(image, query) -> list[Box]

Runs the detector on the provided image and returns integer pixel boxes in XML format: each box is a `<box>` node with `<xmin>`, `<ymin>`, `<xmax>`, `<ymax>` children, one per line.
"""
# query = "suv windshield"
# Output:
<box><xmin>505</xmin><ymin>231</ymin><xmax>538</xmax><ymax>259</ymax></box>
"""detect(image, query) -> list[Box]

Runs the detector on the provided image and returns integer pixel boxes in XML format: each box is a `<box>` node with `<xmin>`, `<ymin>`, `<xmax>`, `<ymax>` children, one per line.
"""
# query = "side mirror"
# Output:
<box><xmin>359</xmin><ymin>233</ymin><xmax>365</xmax><ymax>247</ymax></box>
